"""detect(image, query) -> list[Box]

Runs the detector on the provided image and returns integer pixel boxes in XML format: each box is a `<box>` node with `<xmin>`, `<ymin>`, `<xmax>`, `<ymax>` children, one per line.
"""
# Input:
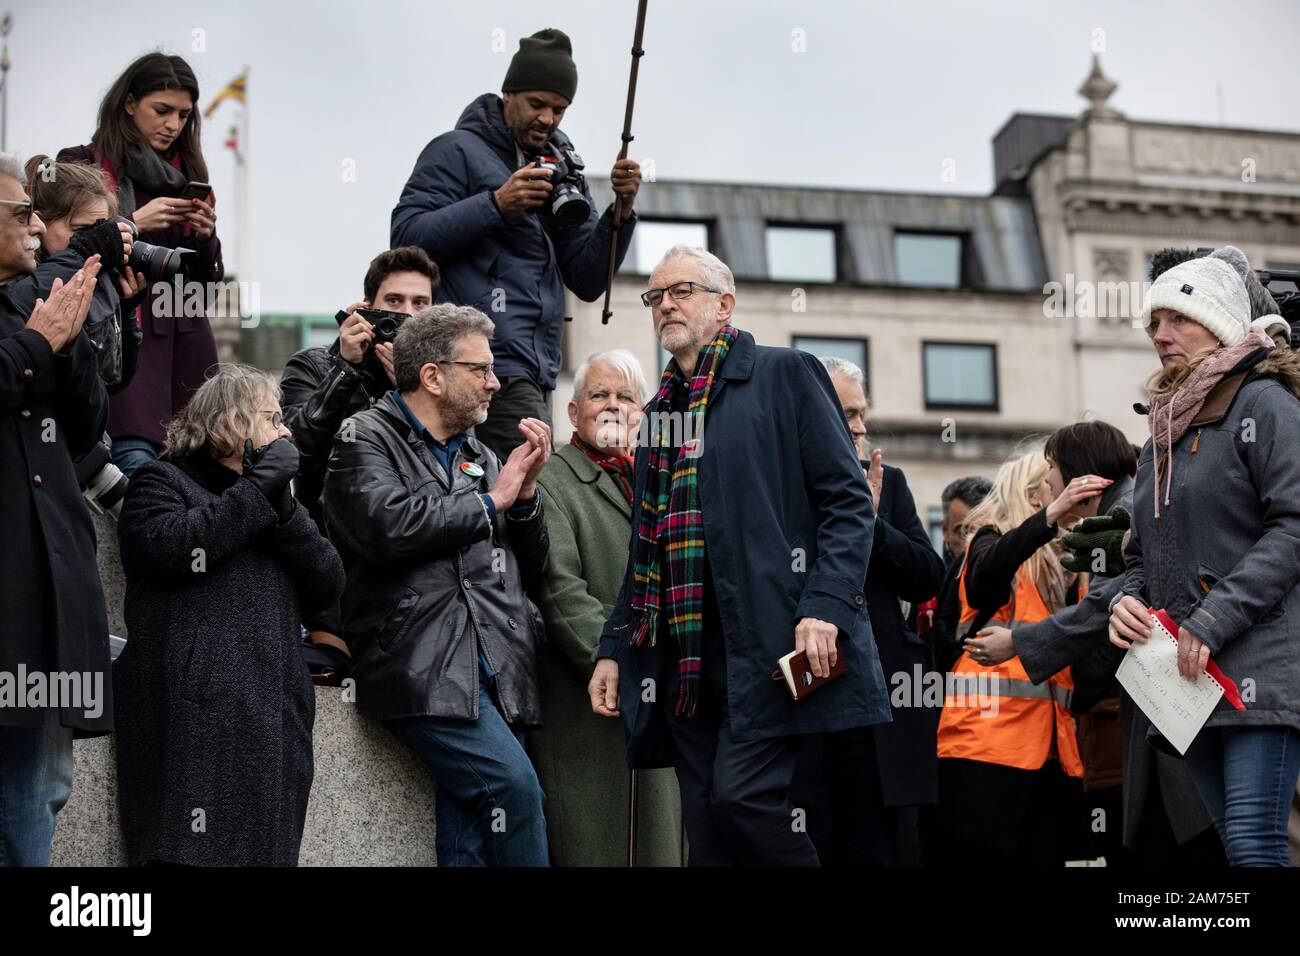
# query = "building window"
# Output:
<box><xmin>922</xmin><ymin>341</ymin><xmax>998</xmax><ymax>410</ymax></box>
<box><xmin>626</xmin><ymin>219</ymin><xmax>710</xmax><ymax>275</ymax></box>
<box><xmin>792</xmin><ymin>336</ymin><xmax>868</xmax><ymax>393</ymax></box>
<box><xmin>766</xmin><ymin>225</ymin><xmax>837</xmax><ymax>283</ymax></box>
<box><xmin>896</xmin><ymin>232</ymin><xmax>963</xmax><ymax>288</ymax></box>
<box><xmin>927</xmin><ymin>505</ymin><xmax>946</xmax><ymax>555</ymax></box>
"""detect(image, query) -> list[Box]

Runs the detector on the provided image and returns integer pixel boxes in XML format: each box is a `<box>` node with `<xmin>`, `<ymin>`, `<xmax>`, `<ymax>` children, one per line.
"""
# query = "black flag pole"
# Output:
<box><xmin>601</xmin><ymin>0</ymin><xmax>649</xmax><ymax>325</ymax></box>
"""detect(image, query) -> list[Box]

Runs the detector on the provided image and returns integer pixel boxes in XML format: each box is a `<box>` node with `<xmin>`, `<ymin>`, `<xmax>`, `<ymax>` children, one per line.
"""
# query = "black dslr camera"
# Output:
<box><xmin>334</xmin><ymin>307</ymin><xmax>409</xmax><ymax>385</ymax></box>
<box><xmin>533</xmin><ymin>140</ymin><xmax>590</xmax><ymax>229</ymax></box>
<box><xmin>355</xmin><ymin>307</ymin><xmax>408</xmax><ymax>343</ymax></box>
<box><xmin>111</xmin><ymin>216</ymin><xmax>195</xmax><ymax>283</ymax></box>
<box><xmin>1256</xmin><ymin>267</ymin><xmax>1300</xmax><ymax>351</ymax></box>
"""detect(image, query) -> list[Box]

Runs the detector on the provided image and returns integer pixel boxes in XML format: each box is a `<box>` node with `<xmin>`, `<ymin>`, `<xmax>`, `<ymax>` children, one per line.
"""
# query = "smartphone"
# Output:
<box><xmin>181</xmin><ymin>181</ymin><xmax>211</xmax><ymax>202</ymax></box>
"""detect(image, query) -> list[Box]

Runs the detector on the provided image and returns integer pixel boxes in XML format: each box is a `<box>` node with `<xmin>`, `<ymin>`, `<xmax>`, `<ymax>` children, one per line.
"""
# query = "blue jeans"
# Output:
<box><xmin>0</xmin><ymin>713</ymin><xmax>75</xmax><ymax>866</ymax></box>
<box><xmin>1185</xmin><ymin>725</ymin><xmax>1300</xmax><ymax>867</ymax></box>
<box><xmin>111</xmin><ymin>437</ymin><xmax>160</xmax><ymax>477</ymax></box>
<box><xmin>386</xmin><ymin>686</ymin><xmax>549</xmax><ymax>867</ymax></box>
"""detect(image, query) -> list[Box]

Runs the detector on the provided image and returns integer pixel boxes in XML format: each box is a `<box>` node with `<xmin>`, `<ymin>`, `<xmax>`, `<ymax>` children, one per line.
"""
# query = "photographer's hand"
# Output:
<box><xmin>131</xmin><ymin>197</ymin><xmax>192</xmax><ymax>233</ymax></box>
<box><xmin>117</xmin><ymin>265</ymin><xmax>147</xmax><ymax>302</ymax></box>
<box><xmin>337</xmin><ymin>308</ymin><xmax>375</xmax><ymax>365</ymax></box>
<box><xmin>118</xmin><ymin>221</ymin><xmax>134</xmax><ymax>263</ymax></box>
<box><xmin>68</xmin><ymin>220</ymin><xmax>132</xmax><ymax>272</ymax></box>
<box><xmin>610</xmin><ymin>158</ymin><xmax>641</xmax><ymax>221</ymax></box>
<box><xmin>494</xmin><ymin>166</ymin><xmax>553</xmax><ymax>215</ymax></box>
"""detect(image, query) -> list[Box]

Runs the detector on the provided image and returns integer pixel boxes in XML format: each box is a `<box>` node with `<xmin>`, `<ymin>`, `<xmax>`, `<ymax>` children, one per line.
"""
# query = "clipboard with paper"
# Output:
<box><xmin>1115</xmin><ymin>608</ymin><xmax>1246</xmax><ymax>755</ymax></box>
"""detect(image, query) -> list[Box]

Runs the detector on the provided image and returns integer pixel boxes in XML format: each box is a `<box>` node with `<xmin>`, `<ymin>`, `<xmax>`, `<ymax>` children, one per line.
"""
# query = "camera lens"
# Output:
<box><xmin>129</xmin><ymin>242</ymin><xmax>196</xmax><ymax>283</ymax></box>
<box><xmin>551</xmin><ymin>186</ymin><xmax>591</xmax><ymax>230</ymax></box>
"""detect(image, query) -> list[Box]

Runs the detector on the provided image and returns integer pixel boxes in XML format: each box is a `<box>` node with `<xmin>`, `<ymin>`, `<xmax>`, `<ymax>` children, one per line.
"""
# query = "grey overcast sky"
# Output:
<box><xmin>12</xmin><ymin>0</ymin><xmax>1300</xmax><ymax>311</ymax></box>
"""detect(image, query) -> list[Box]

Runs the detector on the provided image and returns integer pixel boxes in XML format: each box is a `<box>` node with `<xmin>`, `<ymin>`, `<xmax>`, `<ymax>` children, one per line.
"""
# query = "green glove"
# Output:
<box><xmin>1061</xmin><ymin>506</ymin><xmax>1130</xmax><ymax>576</ymax></box>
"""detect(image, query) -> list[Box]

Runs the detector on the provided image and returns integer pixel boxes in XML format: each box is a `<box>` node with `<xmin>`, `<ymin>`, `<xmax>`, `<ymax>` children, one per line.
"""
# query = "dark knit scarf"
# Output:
<box><xmin>571</xmin><ymin>435</ymin><xmax>634</xmax><ymax>504</ymax></box>
<box><xmin>629</xmin><ymin>324</ymin><xmax>739</xmax><ymax>717</ymax></box>
<box><xmin>100</xmin><ymin>141</ymin><xmax>187</xmax><ymax>217</ymax></box>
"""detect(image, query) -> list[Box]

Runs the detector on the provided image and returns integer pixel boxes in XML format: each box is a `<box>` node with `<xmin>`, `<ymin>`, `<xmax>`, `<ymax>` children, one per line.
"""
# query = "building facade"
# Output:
<box><xmin>557</xmin><ymin>56</ymin><xmax>1300</xmax><ymax>546</ymax></box>
<box><xmin>246</xmin><ymin>56</ymin><xmax>1300</xmax><ymax>549</ymax></box>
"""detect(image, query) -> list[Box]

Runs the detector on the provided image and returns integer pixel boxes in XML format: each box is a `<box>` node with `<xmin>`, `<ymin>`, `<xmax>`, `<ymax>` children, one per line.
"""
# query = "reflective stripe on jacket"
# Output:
<box><xmin>937</xmin><ymin>569</ymin><xmax>1084</xmax><ymax>776</ymax></box>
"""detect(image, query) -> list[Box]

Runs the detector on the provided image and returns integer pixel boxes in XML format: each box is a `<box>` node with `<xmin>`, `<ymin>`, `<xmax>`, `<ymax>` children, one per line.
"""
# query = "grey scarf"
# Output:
<box><xmin>117</xmin><ymin>140</ymin><xmax>188</xmax><ymax>217</ymax></box>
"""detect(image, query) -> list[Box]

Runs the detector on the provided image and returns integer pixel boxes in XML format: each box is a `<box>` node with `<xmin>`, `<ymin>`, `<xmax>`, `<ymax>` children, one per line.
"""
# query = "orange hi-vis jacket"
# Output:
<box><xmin>936</xmin><ymin>568</ymin><xmax>1084</xmax><ymax>777</ymax></box>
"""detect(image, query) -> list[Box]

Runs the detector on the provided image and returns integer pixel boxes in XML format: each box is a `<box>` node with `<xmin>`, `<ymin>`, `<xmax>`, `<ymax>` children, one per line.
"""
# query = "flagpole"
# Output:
<box><xmin>238</xmin><ymin>64</ymin><xmax>249</xmax><ymax>285</ymax></box>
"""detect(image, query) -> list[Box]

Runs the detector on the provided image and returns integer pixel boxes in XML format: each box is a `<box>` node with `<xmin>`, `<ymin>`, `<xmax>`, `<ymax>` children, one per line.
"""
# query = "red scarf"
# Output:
<box><xmin>571</xmin><ymin>434</ymin><xmax>634</xmax><ymax>505</ymax></box>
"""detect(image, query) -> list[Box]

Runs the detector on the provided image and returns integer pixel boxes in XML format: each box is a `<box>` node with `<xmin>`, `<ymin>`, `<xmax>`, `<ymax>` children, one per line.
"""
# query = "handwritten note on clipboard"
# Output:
<box><xmin>1116</xmin><ymin>609</ymin><xmax>1245</xmax><ymax>755</ymax></box>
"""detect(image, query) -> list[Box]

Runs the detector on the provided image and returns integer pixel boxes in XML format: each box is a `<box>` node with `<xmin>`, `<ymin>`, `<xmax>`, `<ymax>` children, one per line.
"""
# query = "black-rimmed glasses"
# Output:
<box><xmin>442</xmin><ymin>360</ymin><xmax>496</xmax><ymax>384</ymax></box>
<box><xmin>640</xmin><ymin>281</ymin><xmax>721</xmax><ymax>309</ymax></box>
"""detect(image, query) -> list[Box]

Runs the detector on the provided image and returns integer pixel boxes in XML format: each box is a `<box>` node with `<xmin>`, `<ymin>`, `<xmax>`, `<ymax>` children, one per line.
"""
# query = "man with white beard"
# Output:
<box><xmin>588</xmin><ymin>246</ymin><xmax>892</xmax><ymax>865</ymax></box>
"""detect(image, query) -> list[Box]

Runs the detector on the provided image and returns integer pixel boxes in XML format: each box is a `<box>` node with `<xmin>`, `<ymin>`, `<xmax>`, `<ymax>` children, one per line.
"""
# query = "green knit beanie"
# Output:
<box><xmin>502</xmin><ymin>28</ymin><xmax>577</xmax><ymax>102</ymax></box>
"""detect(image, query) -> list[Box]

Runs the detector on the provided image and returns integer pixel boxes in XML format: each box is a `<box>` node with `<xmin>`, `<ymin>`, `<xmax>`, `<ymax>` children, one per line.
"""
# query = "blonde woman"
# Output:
<box><xmin>935</xmin><ymin>445</ymin><xmax>1107</xmax><ymax>865</ymax></box>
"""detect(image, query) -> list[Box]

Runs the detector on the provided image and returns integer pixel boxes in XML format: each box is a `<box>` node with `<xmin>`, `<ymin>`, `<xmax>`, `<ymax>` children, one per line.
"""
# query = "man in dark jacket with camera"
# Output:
<box><xmin>323</xmin><ymin>304</ymin><xmax>552</xmax><ymax>866</ymax></box>
<box><xmin>390</xmin><ymin>28</ymin><xmax>641</xmax><ymax>463</ymax></box>
<box><xmin>280</xmin><ymin>247</ymin><xmax>439</xmax><ymax>674</ymax></box>
<box><xmin>281</xmin><ymin>246</ymin><xmax>440</xmax><ymax>526</ymax></box>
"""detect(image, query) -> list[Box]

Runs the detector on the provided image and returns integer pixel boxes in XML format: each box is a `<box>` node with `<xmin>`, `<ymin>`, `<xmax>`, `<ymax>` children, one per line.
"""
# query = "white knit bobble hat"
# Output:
<box><xmin>1141</xmin><ymin>246</ymin><xmax>1252</xmax><ymax>346</ymax></box>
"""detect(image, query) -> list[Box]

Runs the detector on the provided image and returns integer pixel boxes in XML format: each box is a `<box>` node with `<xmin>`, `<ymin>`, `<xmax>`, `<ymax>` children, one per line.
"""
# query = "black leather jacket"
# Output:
<box><xmin>322</xmin><ymin>392</ymin><xmax>549</xmax><ymax>725</ymax></box>
<box><xmin>281</xmin><ymin>342</ymin><xmax>389</xmax><ymax>526</ymax></box>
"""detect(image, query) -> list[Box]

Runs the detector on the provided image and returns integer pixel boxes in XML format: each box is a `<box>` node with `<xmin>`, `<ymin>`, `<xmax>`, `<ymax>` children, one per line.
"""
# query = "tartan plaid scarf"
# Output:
<box><xmin>629</xmin><ymin>324</ymin><xmax>740</xmax><ymax>717</ymax></box>
<box><xmin>571</xmin><ymin>435</ymin><xmax>634</xmax><ymax>505</ymax></box>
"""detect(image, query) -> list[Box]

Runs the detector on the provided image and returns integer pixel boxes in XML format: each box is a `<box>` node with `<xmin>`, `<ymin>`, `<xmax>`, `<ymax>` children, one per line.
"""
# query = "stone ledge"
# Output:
<box><xmin>50</xmin><ymin>512</ymin><xmax>439</xmax><ymax>866</ymax></box>
<box><xmin>50</xmin><ymin>686</ymin><xmax>439</xmax><ymax>867</ymax></box>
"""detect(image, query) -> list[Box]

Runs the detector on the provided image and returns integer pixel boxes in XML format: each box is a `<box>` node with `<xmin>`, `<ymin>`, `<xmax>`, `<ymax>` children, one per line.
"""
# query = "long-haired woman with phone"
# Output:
<box><xmin>58</xmin><ymin>52</ymin><xmax>224</xmax><ymax>476</ymax></box>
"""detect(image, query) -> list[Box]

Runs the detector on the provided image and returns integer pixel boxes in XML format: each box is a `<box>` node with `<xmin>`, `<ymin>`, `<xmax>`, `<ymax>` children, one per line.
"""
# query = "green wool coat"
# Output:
<box><xmin>529</xmin><ymin>442</ymin><xmax>685</xmax><ymax>866</ymax></box>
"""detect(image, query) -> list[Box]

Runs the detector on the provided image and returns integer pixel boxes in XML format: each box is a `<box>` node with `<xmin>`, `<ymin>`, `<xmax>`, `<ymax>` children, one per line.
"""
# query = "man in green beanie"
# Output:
<box><xmin>392</xmin><ymin>28</ymin><xmax>642</xmax><ymax>464</ymax></box>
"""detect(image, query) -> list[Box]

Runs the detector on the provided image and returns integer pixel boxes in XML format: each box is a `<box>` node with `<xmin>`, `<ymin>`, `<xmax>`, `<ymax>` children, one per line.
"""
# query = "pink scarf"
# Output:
<box><xmin>1147</xmin><ymin>329</ymin><xmax>1272</xmax><ymax>518</ymax></box>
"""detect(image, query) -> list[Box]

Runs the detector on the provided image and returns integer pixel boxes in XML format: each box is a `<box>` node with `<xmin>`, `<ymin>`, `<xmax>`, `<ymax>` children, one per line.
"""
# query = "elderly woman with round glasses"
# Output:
<box><xmin>527</xmin><ymin>349</ymin><xmax>685</xmax><ymax>866</ymax></box>
<box><xmin>114</xmin><ymin>364</ymin><xmax>344</xmax><ymax>866</ymax></box>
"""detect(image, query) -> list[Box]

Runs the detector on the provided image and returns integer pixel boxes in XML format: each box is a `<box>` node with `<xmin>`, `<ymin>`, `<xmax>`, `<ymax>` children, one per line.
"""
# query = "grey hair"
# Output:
<box><xmin>162</xmin><ymin>364</ymin><xmax>278</xmax><ymax>461</ymax></box>
<box><xmin>653</xmin><ymin>244</ymin><xmax>736</xmax><ymax>295</ymax></box>
<box><xmin>572</xmin><ymin>348</ymin><xmax>648</xmax><ymax>404</ymax></box>
<box><xmin>394</xmin><ymin>304</ymin><xmax>496</xmax><ymax>393</ymax></box>
<box><xmin>819</xmin><ymin>356</ymin><xmax>865</xmax><ymax>392</ymax></box>
<box><xmin>0</xmin><ymin>152</ymin><xmax>26</xmax><ymax>185</ymax></box>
